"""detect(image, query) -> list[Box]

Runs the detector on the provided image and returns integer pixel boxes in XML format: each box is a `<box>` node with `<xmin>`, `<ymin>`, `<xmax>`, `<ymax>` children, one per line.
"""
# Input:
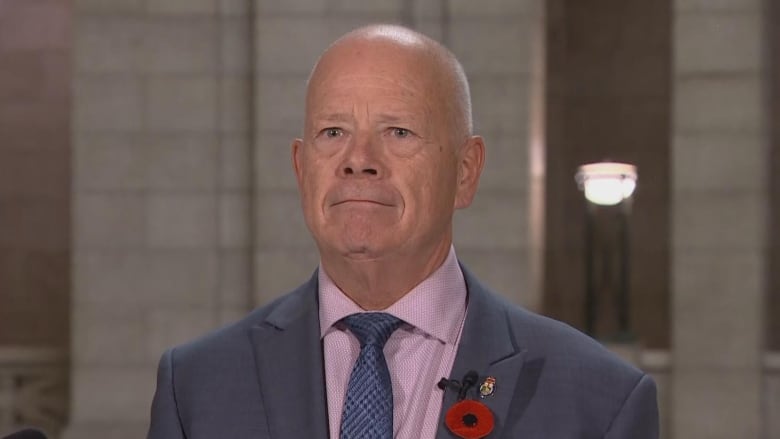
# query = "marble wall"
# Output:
<box><xmin>68</xmin><ymin>0</ymin><xmax>254</xmax><ymax>436</ymax></box>
<box><xmin>671</xmin><ymin>0</ymin><xmax>769</xmax><ymax>437</ymax></box>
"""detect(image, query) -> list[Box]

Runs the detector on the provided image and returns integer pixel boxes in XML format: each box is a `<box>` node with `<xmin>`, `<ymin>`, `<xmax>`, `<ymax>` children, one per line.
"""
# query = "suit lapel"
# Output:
<box><xmin>246</xmin><ymin>266</ymin><xmax>530</xmax><ymax>438</ymax></box>
<box><xmin>249</xmin><ymin>273</ymin><xmax>329</xmax><ymax>439</ymax></box>
<box><xmin>436</xmin><ymin>268</ymin><xmax>528</xmax><ymax>439</ymax></box>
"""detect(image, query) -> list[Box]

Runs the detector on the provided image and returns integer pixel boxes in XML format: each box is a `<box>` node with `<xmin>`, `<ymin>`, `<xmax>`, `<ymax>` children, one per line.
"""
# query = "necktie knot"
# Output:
<box><xmin>342</xmin><ymin>312</ymin><xmax>402</xmax><ymax>348</ymax></box>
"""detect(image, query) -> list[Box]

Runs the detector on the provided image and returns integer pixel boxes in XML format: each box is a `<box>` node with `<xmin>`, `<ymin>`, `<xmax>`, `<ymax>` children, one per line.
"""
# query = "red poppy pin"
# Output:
<box><xmin>444</xmin><ymin>399</ymin><xmax>495</xmax><ymax>439</ymax></box>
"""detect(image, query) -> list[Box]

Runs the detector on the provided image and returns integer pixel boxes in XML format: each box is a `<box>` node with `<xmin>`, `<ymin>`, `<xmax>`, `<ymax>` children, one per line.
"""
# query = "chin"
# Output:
<box><xmin>339</xmin><ymin>241</ymin><xmax>380</xmax><ymax>258</ymax></box>
<box><xmin>314</xmin><ymin>226</ymin><xmax>401</xmax><ymax>260</ymax></box>
<box><xmin>332</xmin><ymin>238</ymin><xmax>395</xmax><ymax>261</ymax></box>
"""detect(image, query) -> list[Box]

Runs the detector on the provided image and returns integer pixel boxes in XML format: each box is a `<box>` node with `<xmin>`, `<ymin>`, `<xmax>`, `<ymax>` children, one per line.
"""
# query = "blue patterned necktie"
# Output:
<box><xmin>340</xmin><ymin>312</ymin><xmax>403</xmax><ymax>439</ymax></box>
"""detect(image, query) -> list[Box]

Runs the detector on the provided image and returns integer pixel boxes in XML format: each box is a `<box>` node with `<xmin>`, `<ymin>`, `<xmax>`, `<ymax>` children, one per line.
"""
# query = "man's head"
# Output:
<box><xmin>292</xmin><ymin>24</ymin><xmax>485</xmax><ymax>272</ymax></box>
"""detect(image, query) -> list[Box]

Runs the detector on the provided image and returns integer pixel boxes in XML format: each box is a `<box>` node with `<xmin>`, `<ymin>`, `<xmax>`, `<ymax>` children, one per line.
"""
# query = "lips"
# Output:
<box><xmin>333</xmin><ymin>199</ymin><xmax>392</xmax><ymax>206</ymax></box>
<box><xmin>326</xmin><ymin>186</ymin><xmax>399</xmax><ymax>208</ymax></box>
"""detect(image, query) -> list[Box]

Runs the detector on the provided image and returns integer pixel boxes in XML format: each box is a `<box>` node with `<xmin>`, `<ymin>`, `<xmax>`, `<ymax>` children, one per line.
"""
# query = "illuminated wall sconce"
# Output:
<box><xmin>575</xmin><ymin>161</ymin><xmax>637</xmax><ymax>341</ymax></box>
<box><xmin>575</xmin><ymin>162</ymin><xmax>637</xmax><ymax>206</ymax></box>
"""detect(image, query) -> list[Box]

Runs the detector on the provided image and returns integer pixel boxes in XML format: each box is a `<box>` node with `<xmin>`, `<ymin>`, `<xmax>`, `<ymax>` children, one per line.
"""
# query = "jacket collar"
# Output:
<box><xmin>435</xmin><ymin>266</ymin><xmax>528</xmax><ymax>439</ymax></box>
<box><xmin>249</xmin><ymin>272</ymin><xmax>329</xmax><ymax>439</ymax></box>
<box><xmin>248</xmin><ymin>265</ymin><xmax>529</xmax><ymax>439</ymax></box>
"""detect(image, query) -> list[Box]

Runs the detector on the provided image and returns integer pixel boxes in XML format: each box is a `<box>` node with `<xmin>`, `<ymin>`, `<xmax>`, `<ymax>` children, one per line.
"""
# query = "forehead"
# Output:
<box><xmin>316</xmin><ymin>35</ymin><xmax>431</xmax><ymax>74</ymax></box>
<box><xmin>305</xmin><ymin>81</ymin><xmax>435</xmax><ymax>136</ymax></box>
<box><xmin>310</xmin><ymin>73</ymin><xmax>428</xmax><ymax>110</ymax></box>
<box><xmin>307</xmin><ymin>40</ymin><xmax>445</xmax><ymax>107</ymax></box>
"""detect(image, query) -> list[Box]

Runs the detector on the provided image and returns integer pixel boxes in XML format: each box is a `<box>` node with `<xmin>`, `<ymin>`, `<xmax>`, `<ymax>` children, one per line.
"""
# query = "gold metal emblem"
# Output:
<box><xmin>479</xmin><ymin>376</ymin><xmax>496</xmax><ymax>398</ymax></box>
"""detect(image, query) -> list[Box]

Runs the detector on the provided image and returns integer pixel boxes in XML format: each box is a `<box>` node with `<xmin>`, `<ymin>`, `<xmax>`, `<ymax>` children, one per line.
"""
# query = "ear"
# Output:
<box><xmin>291</xmin><ymin>138</ymin><xmax>304</xmax><ymax>187</ymax></box>
<box><xmin>454</xmin><ymin>135</ymin><xmax>485</xmax><ymax>209</ymax></box>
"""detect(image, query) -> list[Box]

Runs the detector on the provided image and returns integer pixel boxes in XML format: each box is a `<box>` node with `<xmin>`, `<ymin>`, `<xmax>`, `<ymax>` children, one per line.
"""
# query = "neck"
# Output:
<box><xmin>320</xmin><ymin>240</ymin><xmax>452</xmax><ymax>310</ymax></box>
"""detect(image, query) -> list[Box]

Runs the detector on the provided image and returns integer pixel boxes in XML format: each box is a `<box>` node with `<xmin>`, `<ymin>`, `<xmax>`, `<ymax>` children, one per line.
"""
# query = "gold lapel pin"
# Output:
<box><xmin>479</xmin><ymin>376</ymin><xmax>496</xmax><ymax>398</ymax></box>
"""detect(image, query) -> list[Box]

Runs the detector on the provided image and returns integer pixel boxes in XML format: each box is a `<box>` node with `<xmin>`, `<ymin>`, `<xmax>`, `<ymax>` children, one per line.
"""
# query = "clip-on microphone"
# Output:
<box><xmin>438</xmin><ymin>370</ymin><xmax>479</xmax><ymax>400</ymax></box>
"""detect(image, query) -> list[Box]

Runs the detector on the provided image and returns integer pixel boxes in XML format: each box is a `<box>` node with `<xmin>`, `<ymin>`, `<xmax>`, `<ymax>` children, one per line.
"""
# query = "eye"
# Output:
<box><xmin>322</xmin><ymin>127</ymin><xmax>343</xmax><ymax>138</ymax></box>
<box><xmin>390</xmin><ymin>127</ymin><xmax>411</xmax><ymax>138</ymax></box>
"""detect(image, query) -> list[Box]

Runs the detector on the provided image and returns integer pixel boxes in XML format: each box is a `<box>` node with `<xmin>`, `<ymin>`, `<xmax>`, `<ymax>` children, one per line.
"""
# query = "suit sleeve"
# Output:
<box><xmin>604</xmin><ymin>374</ymin><xmax>659</xmax><ymax>439</ymax></box>
<box><xmin>147</xmin><ymin>349</ymin><xmax>186</xmax><ymax>439</ymax></box>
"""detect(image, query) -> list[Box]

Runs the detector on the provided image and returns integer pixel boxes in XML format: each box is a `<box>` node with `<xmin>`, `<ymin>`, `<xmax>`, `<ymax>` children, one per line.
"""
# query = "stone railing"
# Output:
<box><xmin>639</xmin><ymin>349</ymin><xmax>671</xmax><ymax>438</ymax></box>
<box><xmin>766</xmin><ymin>352</ymin><xmax>780</xmax><ymax>439</ymax></box>
<box><xmin>0</xmin><ymin>346</ymin><xmax>68</xmax><ymax>438</ymax></box>
<box><xmin>609</xmin><ymin>348</ymin><xmax>780</xmax><ymax>439</ymax></box>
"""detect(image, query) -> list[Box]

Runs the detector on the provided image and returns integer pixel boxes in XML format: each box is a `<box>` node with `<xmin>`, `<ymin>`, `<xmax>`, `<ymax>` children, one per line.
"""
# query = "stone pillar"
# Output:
<box><xmin>671</xmin><ymin>0</ymin><xmax>768</xmax><ymax>437</ymax></box>
<box><xmin>66</xmin><ymin>0</ymin><xmax>253</xmax><ymax>437</ymax></box>
<box><xmin>447</xmin><ymin>0</ymin><xmax>540</xmax><ymax>308</ymax></box>
<box><xmin>251</xmin><ymin>0</ymin><xmax>347</xmax><ymax>304</ymax></box>
<box><xmin>0</xmin><ymin>0</ymin><xmax>71</xmax><ymax>432</ymax></box>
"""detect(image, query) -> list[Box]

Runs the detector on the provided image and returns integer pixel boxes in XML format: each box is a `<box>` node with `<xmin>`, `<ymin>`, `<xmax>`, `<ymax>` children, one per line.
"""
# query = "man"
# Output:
<box><xmin>148</xmin><ymin>24</ymin><xmax>658</xmax><ymax>439</ymax></box>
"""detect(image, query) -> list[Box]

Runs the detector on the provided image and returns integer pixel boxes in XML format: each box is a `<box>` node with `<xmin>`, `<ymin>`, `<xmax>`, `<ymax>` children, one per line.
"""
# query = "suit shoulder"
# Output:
<box><xmin>472</xmin><ymin>284</ymin><xmax>646</xmax><ymax>388</ymax></box>
<box><xmin>168</xmin><ymin>276</ymin><xmax>317</xmax><ymax>364</ymax></box>
<box><xmin>491</xmin><ymin>292</ymin><xmax>654</xmax><ymax>425</ymax></box>
<box><xmin>476</xmin><ymin>289</ymin><xmax>657</xmax><ymax>437</ymax></box>
<box><xmin>506</xmin><ymin>300</ymin><xmax>643</xmax><ymax>376</ymax></box>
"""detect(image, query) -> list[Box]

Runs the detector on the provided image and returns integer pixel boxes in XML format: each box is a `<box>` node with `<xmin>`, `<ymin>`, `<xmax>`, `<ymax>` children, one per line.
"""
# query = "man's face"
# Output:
<box><xmin>293</xmin><ymin>40</ymin><xmax>478</xmax><ymax>262</ymax></box>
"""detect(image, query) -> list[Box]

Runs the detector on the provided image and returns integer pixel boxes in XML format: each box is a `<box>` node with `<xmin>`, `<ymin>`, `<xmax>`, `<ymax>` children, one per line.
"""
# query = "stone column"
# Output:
<box><xmin>671</xmin><ymin>0</ymin><xmax>768</xmax><ymax>437</ymax></box>
<box><xmin>447</xmin><ymin>0</ymin><xmax>540</xmax><ymax>308</ymax></box>
<box><xmin>66</xmin><ymin>0</ymin><xmax>253</xmax><ymax>437</ymax></box>
<box><xmin>0</xmin><ymin>0</ymin><xmax>71</xmax><ymax>432</ymax></box>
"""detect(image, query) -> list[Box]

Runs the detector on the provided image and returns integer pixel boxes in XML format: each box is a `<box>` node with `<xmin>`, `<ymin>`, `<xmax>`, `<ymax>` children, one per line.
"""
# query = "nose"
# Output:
<box><xmin>338</xmin><ymin>133</ymin><xmax>383</xmax><ymax>178</ymax></box>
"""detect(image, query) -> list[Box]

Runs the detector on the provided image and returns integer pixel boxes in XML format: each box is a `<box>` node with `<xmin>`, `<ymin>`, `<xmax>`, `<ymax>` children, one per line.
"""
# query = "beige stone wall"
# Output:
<box><xmin>671</xmin><ymin>0</ymin><xmax>769</xmax><ymax>437</ymax></box>
<box><xmin>68</xmin><ymin>0</ymin><xmax>254</xmax><ymax>436</ymax></box>
<box><xmin>449</xmin><ymin>1</ymin><xmax>540</xmax><ymax>309</ymax></box>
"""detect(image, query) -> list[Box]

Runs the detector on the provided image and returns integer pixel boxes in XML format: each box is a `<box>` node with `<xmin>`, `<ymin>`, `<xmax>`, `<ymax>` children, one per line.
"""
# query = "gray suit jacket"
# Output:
<box><xmin>148</xmin><ymin>267</ymin><xmax>658</xmax><ymax>438</ymax></box>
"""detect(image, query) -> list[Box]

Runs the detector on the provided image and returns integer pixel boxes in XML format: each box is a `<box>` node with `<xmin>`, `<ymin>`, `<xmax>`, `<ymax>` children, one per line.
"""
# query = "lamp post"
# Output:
<box><xmin>575</xmin><ymin>162</ymin><xmax>637</xmax><ymax>341</ymax></box>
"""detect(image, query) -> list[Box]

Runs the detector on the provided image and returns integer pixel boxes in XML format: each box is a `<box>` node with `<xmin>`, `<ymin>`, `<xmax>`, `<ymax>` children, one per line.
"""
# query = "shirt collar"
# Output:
<box><xmin>318</xmin><ymin>246</ymin><xmax>467</xmax><ymax>345</ymax></box>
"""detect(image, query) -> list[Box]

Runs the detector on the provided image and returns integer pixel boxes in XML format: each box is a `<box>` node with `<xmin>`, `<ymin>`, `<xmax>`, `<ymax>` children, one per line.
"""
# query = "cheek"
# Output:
<box><xmin>402</xmin><ymin>171</ymin><xmax>451</xmax><ymax>211</ymax></box>
<box><xmin>299</xmin><ymin>172</ymin><xmax>324</xmax><ymax>210</ymax></box>
<box><xmin>426</xmin><ymin>170</ymin><xmax>460</xmax><ymax>211</ymax></box>
<box><xmin>305</xmin><ymin>181</ymin><xmax>324</xmax><ymax>207</ymax></box>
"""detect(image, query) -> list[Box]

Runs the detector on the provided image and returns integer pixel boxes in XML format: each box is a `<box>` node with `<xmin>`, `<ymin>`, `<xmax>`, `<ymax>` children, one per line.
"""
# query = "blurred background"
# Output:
<box><xmin>0</xmin><ymin>0</ymin><xmax>777</xmax><ymax>437</ymax></box>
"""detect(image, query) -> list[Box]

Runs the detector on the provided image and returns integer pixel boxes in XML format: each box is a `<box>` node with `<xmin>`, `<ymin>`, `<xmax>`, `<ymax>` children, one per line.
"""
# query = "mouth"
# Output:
<box><xmin>332</xmin><ymin>199</ymin><xmax>393</xmax><ymax>207</ymax></box>
<box><xmin>325</xmin><ymin>185</ymin><xmax>400</xmax><ymax>210</ymax></box>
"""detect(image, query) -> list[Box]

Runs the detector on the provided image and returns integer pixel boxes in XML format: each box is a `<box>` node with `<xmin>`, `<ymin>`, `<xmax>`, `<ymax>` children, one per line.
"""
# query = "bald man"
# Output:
<box><xmin>147</xmin><ymin>25</ymin><xmax>659</xmax><ymax>439</ymax></box>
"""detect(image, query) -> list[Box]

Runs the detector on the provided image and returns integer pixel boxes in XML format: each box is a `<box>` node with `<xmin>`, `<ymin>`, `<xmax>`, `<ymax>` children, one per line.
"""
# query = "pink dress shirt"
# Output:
<box><xmin>318</xmin><ymin>247</ymin><xmax>468</xmax><ymax>439</ymax></box>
